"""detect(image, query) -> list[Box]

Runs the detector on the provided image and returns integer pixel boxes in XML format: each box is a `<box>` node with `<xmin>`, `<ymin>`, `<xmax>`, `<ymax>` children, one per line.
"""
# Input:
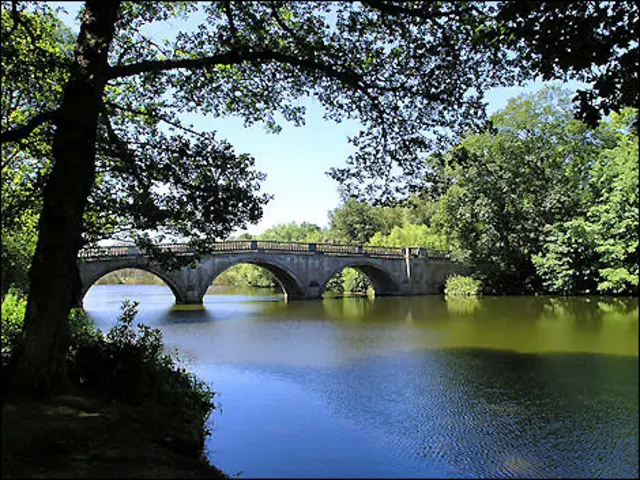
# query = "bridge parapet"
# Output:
<box><xmin>78</xmin><ymin>240</ymin><xmax>451</xmax><ymax>262</ymax></box>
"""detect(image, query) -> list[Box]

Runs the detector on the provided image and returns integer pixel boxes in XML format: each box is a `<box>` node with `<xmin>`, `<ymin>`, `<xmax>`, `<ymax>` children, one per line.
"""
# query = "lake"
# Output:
<box><xmin>84</xmin><ymin>285</ymin><xmax>639</xmax><ymax>478</ymax></box>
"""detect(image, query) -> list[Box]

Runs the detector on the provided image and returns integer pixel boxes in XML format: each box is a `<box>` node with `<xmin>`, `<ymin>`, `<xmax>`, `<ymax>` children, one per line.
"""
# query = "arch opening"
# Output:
<box><xmin>207</xmin><ymin>261</ymin><xmax>305</xmax><ymax>300</ymax></box>
<box><xmin>80</xmin><ymin>266</ymin><xmax>185</xmax><ymax>307</ymax></box>
<box><xmin>322</xmin><ymin>267</ymin><xmax>373</xmax><ymax>298</ymax></box>
<box><xmin>321</xmin><ymin>264</ymin><xmax>399</xmax><ymax>298</ymax></box>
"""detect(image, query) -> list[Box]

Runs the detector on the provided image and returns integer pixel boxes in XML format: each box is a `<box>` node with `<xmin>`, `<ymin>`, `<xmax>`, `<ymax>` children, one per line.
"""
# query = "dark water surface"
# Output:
<box><xmin>84</xmin><ymin>285</ymin><xmax>639</xmax><ymax>478</ymax></box>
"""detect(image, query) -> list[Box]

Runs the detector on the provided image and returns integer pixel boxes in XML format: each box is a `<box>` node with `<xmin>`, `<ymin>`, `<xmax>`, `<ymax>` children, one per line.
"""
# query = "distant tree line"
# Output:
<box><xmin>95</xmin><ymin>269</ymin><xmax>166</xmax><ymax>286</ymax></box>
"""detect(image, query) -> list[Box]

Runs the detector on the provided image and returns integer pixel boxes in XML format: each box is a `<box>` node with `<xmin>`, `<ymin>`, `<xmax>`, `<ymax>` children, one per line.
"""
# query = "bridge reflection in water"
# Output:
<box><xmin>77</xmin><ymin>240</ymin><xmax>466</xmax><ymax>307</ymax></box>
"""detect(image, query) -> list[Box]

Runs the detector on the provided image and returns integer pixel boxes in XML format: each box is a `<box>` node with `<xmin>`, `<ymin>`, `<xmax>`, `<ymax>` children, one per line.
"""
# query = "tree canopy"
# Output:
<box><xmin>4</xmin><ymin>2</ymin><xmax>636</xmax><ymax>204</ymax></box>
<box><xmin>2</xmin><ymin>4</ymin><xmax>272</xmax><ymax>254</ymax></box>
<box><xmin>1</xmin><ymin>7</ymin><xmax>73</xmax><ymax>294</ymax></box>
<box><xmin>488</xmin><ymin>1</ymin><xmax>638</xmax><ymax>128</ymax></box>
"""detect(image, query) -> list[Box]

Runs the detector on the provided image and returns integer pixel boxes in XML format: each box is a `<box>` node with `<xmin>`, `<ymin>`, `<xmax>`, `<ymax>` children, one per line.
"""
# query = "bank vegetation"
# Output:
<box><xmin>2</xmin><ymin>291</ymin><xmax>225</xmax><ymax>478</ymax></box>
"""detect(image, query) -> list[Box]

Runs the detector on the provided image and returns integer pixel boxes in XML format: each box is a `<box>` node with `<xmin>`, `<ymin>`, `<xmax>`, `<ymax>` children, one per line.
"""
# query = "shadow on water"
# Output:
<box><xmin>279</xmin><ymin>348</ymin><xmax>639</xmax><ymax>478</ymax></box>
<box><xmin>194</xmin><ymin>345</ymin><xmax>638</xmax><ymax>478</ymax></box>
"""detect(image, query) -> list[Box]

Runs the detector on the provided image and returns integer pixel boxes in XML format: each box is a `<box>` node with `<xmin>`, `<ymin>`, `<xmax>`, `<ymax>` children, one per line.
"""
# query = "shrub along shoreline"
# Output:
<box><xmin>1</xmin><ymin>293</ymin><xmax>227</xmax><ymax>478</ymax></box>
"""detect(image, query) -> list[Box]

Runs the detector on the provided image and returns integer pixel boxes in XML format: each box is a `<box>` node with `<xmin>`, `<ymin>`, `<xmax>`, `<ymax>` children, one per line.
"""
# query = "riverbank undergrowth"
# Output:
<box><xmin>1</xmin><ymin>293</ymin><xmax>225</xmax><ymax>478</ymax></box>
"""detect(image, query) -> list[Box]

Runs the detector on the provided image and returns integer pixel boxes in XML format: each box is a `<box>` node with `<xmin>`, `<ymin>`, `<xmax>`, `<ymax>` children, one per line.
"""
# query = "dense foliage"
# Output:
<box><xmin>1</xmin><ymin>289</ymin><xmax>26</xmax><ymax>366</ymax></box>
<box><xmin>2</xmin><ymin>294</ymin><xmax>215</xmax><ymax>432</ymax></box>
<box><xmin>488</xmin><ymin>2</ymin><xmax>638</xmax><ymax>128</ymax></box>
<box><xmin>368</xmin><ymin>224</ymin><xmax>447</xmax><ymax>251</ymax></box>
<box><xmin>531</xmin><ymin>110</ymin><xmax>639</xmax><ymax>295</ymax></box>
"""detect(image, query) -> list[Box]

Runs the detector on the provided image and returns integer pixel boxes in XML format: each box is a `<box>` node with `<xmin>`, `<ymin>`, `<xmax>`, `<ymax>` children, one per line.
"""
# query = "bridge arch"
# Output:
<box><xmin>202</xmin><ymin>255</ymin><xmax>306</xmax><ymax>300</ymax></box>
<box><xmin>77</xmin><ymin>261</ymin><xmax>190</xmax><ymax>307</ymax></box>
<box><xmin>319</xmin><ymin>260</ymin><xmax>400</xmax><ymax>297</ymax></box>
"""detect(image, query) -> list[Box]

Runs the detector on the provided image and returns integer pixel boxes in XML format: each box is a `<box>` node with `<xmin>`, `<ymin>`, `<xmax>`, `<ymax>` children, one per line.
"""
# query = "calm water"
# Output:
<box><xmin>84</xmin><ymin>285</ymin><xmax>639</xmax><ymax>478</ymax></box>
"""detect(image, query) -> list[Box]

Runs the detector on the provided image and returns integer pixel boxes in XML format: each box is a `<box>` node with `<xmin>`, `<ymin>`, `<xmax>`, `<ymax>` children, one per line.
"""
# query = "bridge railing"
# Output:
<box><xmin>408</xmin><ymin>247</ymin><xmax>451</xmax><ymax>260</ymax></box>
<box><xmin>256</xmin><ymin>241</ymin><xmax>310</xmax><ymax>252</ymax></box>
<box><xmin>209</xmin><ymin>241</ymin><xmax>252</xmax><ymax>252</ymax></box>
<box><xmin>78</xmin><ymin>243</ymin><xmax>196</xmax><ymax>259</ymax></box>
<box><xmin>78</xmin><ymin>245</ymin><xmax>133</xmax><ymax>259</ymax></box>
<box><xmin>79</xmin><ymin>240</ymin><xmax>451</xmax><ymax>261</ymax></box>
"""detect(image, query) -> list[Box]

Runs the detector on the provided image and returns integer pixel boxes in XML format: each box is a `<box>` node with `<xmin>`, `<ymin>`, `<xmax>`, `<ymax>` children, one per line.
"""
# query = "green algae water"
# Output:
<box><xmin>85</xmin><ymin>286</ymin><xmax>638</xmax><ymax>478</ymax></box>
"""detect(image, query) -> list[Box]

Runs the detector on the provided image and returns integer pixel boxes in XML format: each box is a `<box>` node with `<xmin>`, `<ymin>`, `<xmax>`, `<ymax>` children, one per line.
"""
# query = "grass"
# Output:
<box><xmin>1</xmin><ymin>394</ymin><xmax>228</xmax><ymax>479</ymax></box>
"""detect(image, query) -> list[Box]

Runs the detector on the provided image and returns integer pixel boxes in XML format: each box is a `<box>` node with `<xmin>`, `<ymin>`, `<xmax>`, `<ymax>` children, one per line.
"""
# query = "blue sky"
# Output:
<box><xmin>51</xmin><ymin>3</ymin><xmax>581</xmax><ymax>236</ymax></box>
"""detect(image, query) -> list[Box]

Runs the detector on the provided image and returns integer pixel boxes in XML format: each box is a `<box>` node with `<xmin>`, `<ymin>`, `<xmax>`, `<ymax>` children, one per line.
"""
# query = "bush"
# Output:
<box><xmin>70</xmin><ymin>301</ymin><xmax>215</xmax><ymax>428</ymax></box>
<box><xmin>323</xmin><ymin>269</ymin><xmax>373</xmax><ymax>296</ymax></box>
<box><xmin>444</xmin><ymin>274</ymin><xmax>483</xmax><ymax>296</ymax></box>
<box><xmin>323</xmin><ymin>271</ymin><xmax>344</xmax><ymax>295</ymax></box>
<box><xmin>2</xmin><ymin>295</ymin><xmax>215</xmax><ymax>434</ymax></box>
<box><xmin>1</xmin><ymin>289</ymin><xmax>26</xmax><ymax>367</ymax></box>
<box><xmin>68</xmin><ymin>308</ymin><xmax>101</xmax><ymax>347</ymax></box>
<box><xmin>2</xmin><ymin>291</ymin><xmax>100</xmax><ymax>369</ymax></box>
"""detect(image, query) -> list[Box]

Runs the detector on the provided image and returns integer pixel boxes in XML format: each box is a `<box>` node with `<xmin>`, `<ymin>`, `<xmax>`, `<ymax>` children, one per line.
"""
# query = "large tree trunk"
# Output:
<box><xmin>15</xmin><ymin>0</ymin><xmax>120</xmax><ymax>397</ymax></box>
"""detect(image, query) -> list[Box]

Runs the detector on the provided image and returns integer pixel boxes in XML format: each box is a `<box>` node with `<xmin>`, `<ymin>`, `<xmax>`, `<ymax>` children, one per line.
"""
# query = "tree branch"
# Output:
<box><xmin>359</xmin><ymin>0</ymin><xmax>454</xmax><ymax>20</ymax></box>
<box><xmin>0</xmin><ymin>144</ymin><xmax>21</xmax><ymax>171</ymax></box>
<box><xmin>107</xmin><ymin>50</ymin><xmax>365</xmax><ymax>90</ymax></box>
<box><xmin>223</xmin><ymin>1</ymin><xmax>240</xmax><ymax>46</ymax></box>
<box><xmin>105</xmin><ymin>101</ymin><xmax>206</xmax><ymax>137</ymax></box>
<box><xmin>4</xmin><ymin>1</ymin><xmax>55</xmax><ymax>55</ymax></box>
<box><xmin>0</xmin><ymin>110</ymin><xmax>57</xmax><ymax>143</ymax></box>
<box><xmin>269</xmin><ymin>4</ymin><xmax>327</xmax><ymax>56</ymax></box>
<box><xmin>4</xmin><ymin>0</ymin><xmax>20</xmax><ymax>39</ymax></box>
<box><xmin>100</xmin><ymin>112</ymin><xmax>148</xmax><ymax>190</ymax></box>
<box><xmin>108</xmin><ymin>45</ymin><xmax>429</xmax><ymax>101</ymax></box>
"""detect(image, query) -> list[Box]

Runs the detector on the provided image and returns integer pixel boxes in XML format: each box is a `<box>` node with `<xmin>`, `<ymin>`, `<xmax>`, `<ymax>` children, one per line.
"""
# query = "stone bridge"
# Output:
<box><xmin>76</xmin><ymin>240</ymin><xmax>467</xmax><ymax>306</ymax></box>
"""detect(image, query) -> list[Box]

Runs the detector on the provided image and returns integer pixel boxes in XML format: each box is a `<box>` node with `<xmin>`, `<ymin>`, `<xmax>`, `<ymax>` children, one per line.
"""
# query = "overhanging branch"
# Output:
<box><xmin>0</xmin><ymin>110</ymin><xmax>57</xmax><ymax>143</ymax></box>
<box><xmin>100</xmin><ymin>112</ymin><xmax>147</xmax><ymax>190</ymax></box>
<box><xmin>104</xmin><ymin>101</ymin><xmax>205</xmax><ymax>137</ymax></box>
<box><xmin>5</xmin><ymin>0</ymin><xmax>39</xmax><ymax>46</ymax></box>
<box><xmin>107</xmin><ymin>49</ymin><xmax>365</xmax><ymax>90</ymax></box>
